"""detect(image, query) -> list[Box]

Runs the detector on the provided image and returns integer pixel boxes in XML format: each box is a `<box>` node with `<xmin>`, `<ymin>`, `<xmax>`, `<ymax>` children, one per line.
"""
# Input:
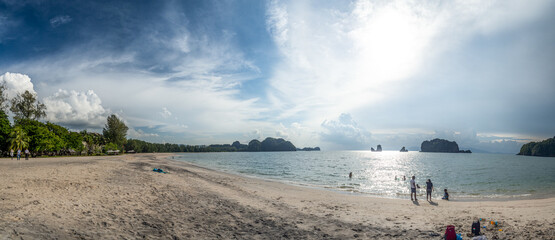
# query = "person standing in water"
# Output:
<box><xmin>410</xmin><ymin>176</ymin><xmax>417</xmax><ymax>201</ymax></box>
<box><xmin>426</xmin><ymin>179</ymin><xmax>434</xmax><ymax>201</ymax></box>
<box><xmin>349</xmin><ymin>172</ymin><xmax>353</xmax><ymax>179</ymax></box>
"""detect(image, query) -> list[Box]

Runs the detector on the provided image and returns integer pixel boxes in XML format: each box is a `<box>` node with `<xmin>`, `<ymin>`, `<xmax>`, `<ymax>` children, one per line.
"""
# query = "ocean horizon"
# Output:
<box><xmin>174</xmin><ymin>151</ymin><xmax>555</xmax><ymax>200</ymax></box>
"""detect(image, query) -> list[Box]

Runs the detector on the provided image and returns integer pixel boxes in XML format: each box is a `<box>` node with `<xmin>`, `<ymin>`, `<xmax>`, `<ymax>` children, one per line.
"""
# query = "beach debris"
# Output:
<box><xmin>152</xmin><ymin>168</ymin><xmax>168</xmax><ymax>174</ymax></box>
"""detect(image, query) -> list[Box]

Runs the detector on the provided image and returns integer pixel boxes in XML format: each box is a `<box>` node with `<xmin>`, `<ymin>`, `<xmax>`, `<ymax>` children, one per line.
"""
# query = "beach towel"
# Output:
<box><xmin>153</xmin><ymin>168</ymin><xmax>168</xmax><ymax>174</ymax></box>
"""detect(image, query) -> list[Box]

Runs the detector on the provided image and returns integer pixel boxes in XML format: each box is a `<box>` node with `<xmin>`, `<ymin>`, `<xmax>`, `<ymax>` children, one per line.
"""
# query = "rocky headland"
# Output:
<box><xmin>420</xmin><ymin>139</ymin><xmax>471</xmax><ymax>153</ymax></box>
<box><xmin>517</xmin><ymin>136</ymin><xmax>555</xmax><ymax>157</ymax></box>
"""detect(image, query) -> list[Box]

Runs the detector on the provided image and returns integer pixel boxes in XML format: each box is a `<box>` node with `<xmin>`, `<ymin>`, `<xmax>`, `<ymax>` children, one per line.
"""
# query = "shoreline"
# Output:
<box><xmin>1</xmin><ymin>153</ymin><xmax>553</xmax><ymax>239</ymax></box>
<box><xmin>168</xmin><ymin>155</ymin><xmax>552</xmax><ymax>202</ymax></box>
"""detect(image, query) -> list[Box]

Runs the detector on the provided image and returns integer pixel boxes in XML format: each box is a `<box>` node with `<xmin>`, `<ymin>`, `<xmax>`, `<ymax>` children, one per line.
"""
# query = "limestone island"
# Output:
<box><xmin>420</xmin><ymin>138</ymin><xmax>471</xmax><ymax>153</ymax></box>
<box><xmin>517</xmin><ymin>136</ymin><xmax>555</xmax><ymax>157</ymax></box>
<box><xmin>400</xmin><ymin>147</ymin><xmax>408</xmax><ymax>152</ymax></box>
<box><xmin>207</xmin><ymin>137</ymin><xmax>299</xmax><ymax>152</ymax></box>
<box><xmin>371</xmin><ymin>144</ymin><xmax>382</xmax><ymax>152</ymax></box>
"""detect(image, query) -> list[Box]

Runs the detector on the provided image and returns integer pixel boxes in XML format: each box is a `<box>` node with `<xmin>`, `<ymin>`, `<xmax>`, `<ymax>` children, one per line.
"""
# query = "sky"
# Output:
<box><xmin>0</xmin><ymin>0</ymin><xmax>554</xmax><ymax>153</ymax></box>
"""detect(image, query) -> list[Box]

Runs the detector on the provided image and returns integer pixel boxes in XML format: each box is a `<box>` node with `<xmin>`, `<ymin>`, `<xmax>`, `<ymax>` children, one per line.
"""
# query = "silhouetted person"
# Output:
<box><xmin>426</xmin><ymin>179</ymin><xmax>434</xmax><ymax>201</ymax></box>
<box><xmin>349</xmin><ymin>172</ymin><xmax>353</xmax><ymax>179</ymax></box>
<box><xmin>410</xmin><ymin>176</ymin><xmax>417</xmax><ymax>201</ymax></box>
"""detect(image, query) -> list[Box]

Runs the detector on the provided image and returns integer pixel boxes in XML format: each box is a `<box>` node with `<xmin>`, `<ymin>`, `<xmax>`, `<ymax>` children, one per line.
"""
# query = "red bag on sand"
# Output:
<box><xmin>445</xmin><ymin>225</ymin><xmax>456</xmax><ymax>240</ymax></box>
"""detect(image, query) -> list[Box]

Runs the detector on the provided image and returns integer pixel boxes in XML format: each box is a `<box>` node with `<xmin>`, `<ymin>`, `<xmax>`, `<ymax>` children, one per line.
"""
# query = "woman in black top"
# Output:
<box><xmin>426</xmin><ymin>179</ymin><xmax>433</xmax><ymax>201</ymax></box>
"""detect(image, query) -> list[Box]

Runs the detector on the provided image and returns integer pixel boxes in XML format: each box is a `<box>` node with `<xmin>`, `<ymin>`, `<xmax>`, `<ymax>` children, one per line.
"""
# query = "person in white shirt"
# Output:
<box><xmin>410</xmin><ymin>176</ymin><xmax>417</xmax><ymax>201</ymax></box>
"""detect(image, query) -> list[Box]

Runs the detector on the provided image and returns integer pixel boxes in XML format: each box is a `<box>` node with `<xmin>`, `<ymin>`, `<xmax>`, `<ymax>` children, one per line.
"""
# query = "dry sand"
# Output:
<box><xmin>0</xmin><ymin>153</ymin><xmax>553</xmax><ymax>239</ymax></box>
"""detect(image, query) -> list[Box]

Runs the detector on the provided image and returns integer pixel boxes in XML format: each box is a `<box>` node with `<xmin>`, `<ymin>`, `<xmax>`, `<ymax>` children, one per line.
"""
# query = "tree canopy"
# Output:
<box><xmin>10</xmin><ymin>90</ymin><xmax>46</xmax><ymax>121</ymax></box>
<box><xmin>102</xmin><ymin>114</ymin><xmax>128</xmax><ymax>147</ymax></box>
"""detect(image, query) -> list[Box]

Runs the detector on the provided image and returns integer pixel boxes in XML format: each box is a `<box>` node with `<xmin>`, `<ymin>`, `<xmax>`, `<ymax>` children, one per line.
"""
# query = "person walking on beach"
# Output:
<box><xmin>17</xmin><ymin>149</ymin><xmax>21</xmax><ymax>160</ymax></box>
<box><xmin>10</xmin><ymin>149</ymin><xmax>13</xmax><ymax>160</ymax></box>
<box><xmin>426</xmin><ymin>179</ymin><xmax>434</xmax><ymax>201</ymax></box>
<box><xmin>410</xmin><ymin>176</ymin><xmax>417</xmax><ymax>201</ymax></box>
<box><xmin>24</xmin><ymin>149</ymin><xmax>30</xmax><ymax>160</ymax></box>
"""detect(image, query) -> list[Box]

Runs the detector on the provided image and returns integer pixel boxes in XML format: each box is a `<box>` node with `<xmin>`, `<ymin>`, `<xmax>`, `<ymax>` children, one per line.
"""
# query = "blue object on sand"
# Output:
<box><xmin>153</xmin><ymin>168</ymin><xmax>167</xmax><ymax>174</ymax></box>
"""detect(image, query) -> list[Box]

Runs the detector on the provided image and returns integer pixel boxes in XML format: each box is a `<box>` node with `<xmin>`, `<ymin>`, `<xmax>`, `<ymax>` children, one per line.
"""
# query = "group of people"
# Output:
<box><xmin>403</xmin><ymin>175</ymin><xmax>449</xmax><ymax>201</ymax></box>
<box><xmin>9</xmin><ymin>148</ymin><xmax>30</xmax><ymax>160</ymax></box>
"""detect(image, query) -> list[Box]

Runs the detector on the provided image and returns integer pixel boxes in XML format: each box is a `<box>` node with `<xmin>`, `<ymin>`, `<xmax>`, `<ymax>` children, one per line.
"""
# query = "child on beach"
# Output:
<box><xmin>442</xmin><ymin>188</ymin><xmax>449</xmax><ymax>200</ymax></box>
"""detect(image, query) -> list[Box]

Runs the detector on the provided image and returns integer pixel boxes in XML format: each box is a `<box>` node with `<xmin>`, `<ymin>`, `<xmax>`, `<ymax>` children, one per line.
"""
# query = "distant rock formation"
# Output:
<box><xmin>232</xmin><ymin>141</ymin><xmax>248</xmax><ymax>151</ymax></box>
<box><xmin>247</xmin><ymin>140</ymin><xmax>262</xmax><ymax>151</ymax></box>
<box><xmin>297</xmin><ymin>147</ymin><xmax>321</xmax><ymax>151</ymax></box>
<box><xmin>420</xmin><ymin>139</ymin><xmax>471</xmax><ymax>153</ymax></box>
<box><xmin>371</xmin><ymin>145</ymin><xmax>382</xmax><ymax>152</ymax></box>
<box><xmin>248</xmin><ymin>137</ymin><xmax>297</xmax><ymax>152</ymax></box>
<box><xmin>400</xmin><ymin>146</ymin><xmax>408</xmax><ymax>152</ymax></box>
<box><xmin>518</xmin><ymin>136</ymin><xmax>555</xmax><ymax>157</ymax></box>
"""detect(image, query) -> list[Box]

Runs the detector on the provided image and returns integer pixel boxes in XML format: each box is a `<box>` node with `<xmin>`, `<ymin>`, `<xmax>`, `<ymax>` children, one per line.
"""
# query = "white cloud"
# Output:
<box><xmin>245</xmin><ymin>129</ymin><xmax>263</xmax><ymax>141</ymax></box>
<box><xmin>0</xmin><ymin>72</ymin><xmax>36</xmax><ymax>99</ymax></box>
<box><xmin>266</xmin><ymin>0</ymin><xmax>289</xmax><ymax>47</ymax></box>
<box><xmin>50</xmin><ymin>15</ymin><xmax>72</xmax><ymax>28</ymax></box>
<box><xmin>128</xmin><ymin>128</ymin><xmax>159</xmax><ymax>139</ymax></box>
<box><xmin>160</xmin><ymin>107</ymin><xmax>172</xmax><ymax>119</ymax></box>
<box><xmin>43</xmin><ymin>89</ymin><xmax>108</xmax><ymax>129</ymax></box>
<box><xmin>264</xmin><ymin>0</ymin><xmax>554</xmax><ymax>148</ymax></box>
<box><xmin>320</xmin><ymin>113</ymin><xmax>371</xmax><ymax>150</ymax></box>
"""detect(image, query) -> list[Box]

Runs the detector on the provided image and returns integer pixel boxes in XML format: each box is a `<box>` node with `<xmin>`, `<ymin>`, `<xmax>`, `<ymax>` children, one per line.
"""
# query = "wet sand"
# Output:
<box><xmin>1</xmin><ymin>154</ymin><xmax>553</xmax><ymax>239</ymax></box>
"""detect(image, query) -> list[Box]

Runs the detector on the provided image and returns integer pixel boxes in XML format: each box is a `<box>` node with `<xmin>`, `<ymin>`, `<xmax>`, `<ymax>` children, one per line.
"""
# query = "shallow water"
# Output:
<box><xmin>174</xmin><ymin>151</ymin><xmax>555</xmax><ymax>200</ymax></box>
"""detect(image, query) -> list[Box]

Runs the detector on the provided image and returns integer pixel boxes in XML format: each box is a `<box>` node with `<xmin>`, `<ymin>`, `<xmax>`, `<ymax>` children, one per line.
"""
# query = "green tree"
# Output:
<box><xmin>80</xmin><ymin>130</ymin><xmax>105</xmax><ymax>155</ymax></box>
<box><xmin>9</xmin><ymin>125</ymin><xmax>29</xmax><ymax>151</ymax></box>
<box><xmin>102</xmin><ymin>114</ymin><xmax>128</xmax><ymax>147</ymax></box>
<box><xmin>18</xmin><ymin>120</ymin><xmax>63</xmax><ymax>155</ymax></box>
<box><xmin>10</xmin><ymin>90</ymin><xmax>46</xmax><ymax>121</ymax></box>
<box><xmin>0</xmin><ymin>110</ymin><xmax>12</xmax><ymax>150</ymax></box>
<box><xmin>66</xmin><ymin>132</ymin><xmax>84</xmax><ymax>154</ymax></box>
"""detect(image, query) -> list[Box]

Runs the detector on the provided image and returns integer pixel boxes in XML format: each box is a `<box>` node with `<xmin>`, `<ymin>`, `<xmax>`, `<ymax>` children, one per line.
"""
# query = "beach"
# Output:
<box><xmin>0</xmin><ymin>154</ymin><xmax>553</xmax><ymax>239</ymax></box>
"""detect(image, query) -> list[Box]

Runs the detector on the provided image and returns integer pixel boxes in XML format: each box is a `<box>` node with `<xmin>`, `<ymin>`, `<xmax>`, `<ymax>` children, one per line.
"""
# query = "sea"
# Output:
<box><xmin>174</xmin><ymin>151</ymin><xmax>555</xmax><ymax>200</ymax></box>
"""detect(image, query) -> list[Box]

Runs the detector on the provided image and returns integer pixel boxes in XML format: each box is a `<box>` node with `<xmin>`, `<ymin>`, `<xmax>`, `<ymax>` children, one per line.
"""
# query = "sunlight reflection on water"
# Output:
<box><xmin>176</xmin><ymin>151</ymin><xmax>555</xmax><ymax>200</ymax></box>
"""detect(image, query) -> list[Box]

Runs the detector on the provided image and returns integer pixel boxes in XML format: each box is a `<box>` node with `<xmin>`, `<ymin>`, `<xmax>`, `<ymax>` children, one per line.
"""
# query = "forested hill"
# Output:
<box><xmin>125</xmin><ymin>137</ymin><xmax>310</xmax><ymax>153</ymax></box>
<box><xmin>517</xmin><ymin>137</ymin><xmax>555</xmax><ymax>157</ymax></box>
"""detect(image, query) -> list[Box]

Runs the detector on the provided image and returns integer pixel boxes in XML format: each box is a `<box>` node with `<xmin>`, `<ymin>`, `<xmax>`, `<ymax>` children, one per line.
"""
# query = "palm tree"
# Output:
<box><xmin>9</xmin><ymin>126</ymin><xmax>29</xmax><ymax>151</ymax></box>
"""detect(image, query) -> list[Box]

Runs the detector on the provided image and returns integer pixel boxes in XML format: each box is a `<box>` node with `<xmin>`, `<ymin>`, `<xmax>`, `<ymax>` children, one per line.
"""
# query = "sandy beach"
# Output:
<box><xmin>0</xmin><ymin>154</ymin><xmax>553</xmax><ymax>239</ymax></box>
